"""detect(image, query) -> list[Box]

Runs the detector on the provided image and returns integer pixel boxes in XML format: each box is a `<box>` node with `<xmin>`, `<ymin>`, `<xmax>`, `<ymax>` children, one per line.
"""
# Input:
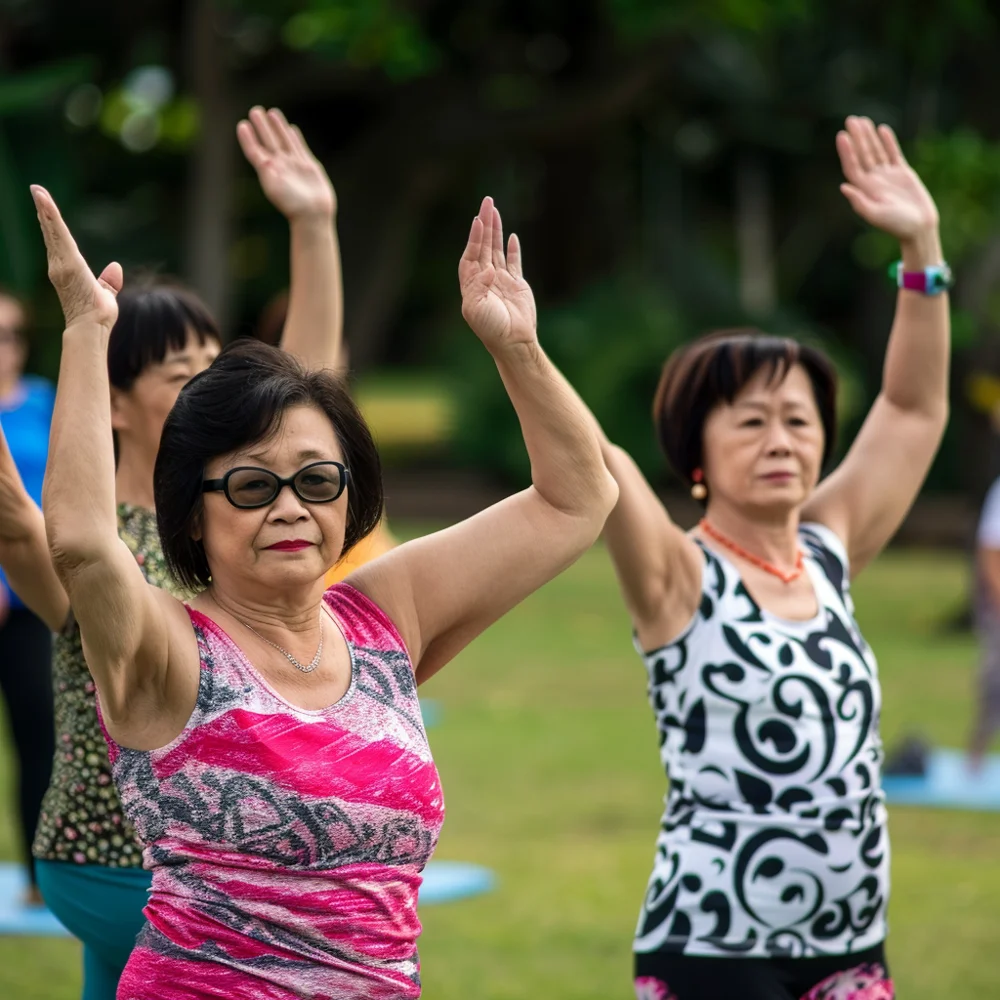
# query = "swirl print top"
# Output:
<box><xmin>105</xmin><ymin>583</ymin><xmax>445</xmax><ymax>1000</ymax></box>
<box><xmin>634</xmin><ymin>523</ymin><xmax>887</xmax><ymax>960</ymax></box>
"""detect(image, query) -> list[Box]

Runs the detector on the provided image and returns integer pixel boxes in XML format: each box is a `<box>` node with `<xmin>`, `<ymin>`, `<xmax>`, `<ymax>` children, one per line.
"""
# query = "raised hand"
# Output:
<box><xmin>836</xmin><ymin>117</ymin><xmax>939</xmax><ymax>242</ymax></box>
<box><xmin>237</xmin><ymin>107</ymin><xmax>336</xmax><ymax>221</ymax></box>
<box><xmin>30</xmin><ymin>186</ymin><xmax>122</xmax><ymax>330</ymax></box>
<box><xmin>459</xmin><ymin>197</ymin><xmax>537</xmax><ymax>353</ymax></box>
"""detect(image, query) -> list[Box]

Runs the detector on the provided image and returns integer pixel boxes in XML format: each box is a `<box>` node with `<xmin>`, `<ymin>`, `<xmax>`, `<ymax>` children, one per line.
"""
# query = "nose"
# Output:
<box><xmin>763</xmin><ymin>418</ymin><xmax>792</xmax><ymax>455</ymax></box>
<box><xmin>267</xmin><ymin>483</ymin><xmax>310</xmax><ymax>522</ymax></box>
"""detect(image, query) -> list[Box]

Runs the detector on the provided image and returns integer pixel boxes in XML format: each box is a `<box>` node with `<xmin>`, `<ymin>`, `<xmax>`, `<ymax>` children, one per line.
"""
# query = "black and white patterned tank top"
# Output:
<box><xmin>634</xmin><ymin>522</ymin><xmax>888</xmax><ymax>959</ymax></box>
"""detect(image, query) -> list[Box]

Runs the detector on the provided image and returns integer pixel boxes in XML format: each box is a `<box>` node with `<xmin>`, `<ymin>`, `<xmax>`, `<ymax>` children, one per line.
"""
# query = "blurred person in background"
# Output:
<box><xmin>967</xmin><ymin>410</ymin><xmax>1000</xmax><ymax>772</ymax></box>
<box><xmin>256</xmin><ymin>289</ymin><xmax>399</xmax><ymax>581</ymax></box>
<box><xmin>0</xmin><ymin>287</ymin><xmax>56</xmax><ymax>908</ymax></box>
<box><xmin>580</xmin><ymin>117</ymin><xmax>948</xmax><ymax>999</ymax></box>
<box><xmin>0</xmin><ymin>106</ymin><xmax>342</xmax><ymax>1000</ymax></box>
<box><xmin>34</xmin><ymin>181</ymin><xmax>616</xmax><ymax>999</ymax></box>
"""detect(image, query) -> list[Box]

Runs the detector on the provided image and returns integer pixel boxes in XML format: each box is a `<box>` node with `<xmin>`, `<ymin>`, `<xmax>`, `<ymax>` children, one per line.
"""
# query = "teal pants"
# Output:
<box><xmin>35</xmin><ymin>859</ymin><xmax>151</xmax><ymax>1000</ymax></box>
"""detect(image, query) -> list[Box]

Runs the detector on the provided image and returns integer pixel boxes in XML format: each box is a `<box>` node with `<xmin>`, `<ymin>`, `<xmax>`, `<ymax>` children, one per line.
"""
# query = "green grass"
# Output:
<box><xmin>0</xmin><ymin>540</ymin><xmax>996</xmax><ymax>998</ymax></box>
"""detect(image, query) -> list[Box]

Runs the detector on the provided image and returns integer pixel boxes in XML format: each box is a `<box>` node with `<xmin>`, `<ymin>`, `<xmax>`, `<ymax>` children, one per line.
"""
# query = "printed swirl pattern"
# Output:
<box><xmin>634</xmin><ymin>524</ymin><xmax>888</xmax><ymax>959</ymax></box>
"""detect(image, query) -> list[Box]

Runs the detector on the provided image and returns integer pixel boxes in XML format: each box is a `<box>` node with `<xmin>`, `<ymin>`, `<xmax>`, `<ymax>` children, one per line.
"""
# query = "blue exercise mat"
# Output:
<box><xmin>419</xmin><ymin>698</ymin><xmax>441</xmax><ymax>728</ymax></box>
<box><xmin>0</xmin><ymin>864</ymin><xmax>69</xmax><ymax>936</ymax></box>
<box><xmin>882</xmin><ymin>748</ymin><xmax>1000</xmax><ymax>811</ymax></box>
<box><xmin>419</xmin><ymin>861</ymin><xmax>495</xmax><ymax>905</ymax></box>
<box><xmin>0</xmin><ymin>858</ymin><xmax>493</xmax><ymax>935</ymax></box>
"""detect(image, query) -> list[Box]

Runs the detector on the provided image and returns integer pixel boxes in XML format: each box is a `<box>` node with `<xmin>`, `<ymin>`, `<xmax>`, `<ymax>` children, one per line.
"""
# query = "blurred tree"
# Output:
<box><xmin>3</xmin><ymin>0</ymin><xmax>1000</xmax><ymax>495</ymax></box>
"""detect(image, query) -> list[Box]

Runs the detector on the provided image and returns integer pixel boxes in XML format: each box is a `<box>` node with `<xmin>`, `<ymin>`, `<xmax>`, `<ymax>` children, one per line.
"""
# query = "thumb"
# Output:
<box><xmin>97</xmin><ymin>262</ymin><xmax>124</xmax><ymax>296</ymax></box>
<box><xmin>840</xmin><ymin>183</ymin><xmax>878</xmax><ymax>219</ymax></box>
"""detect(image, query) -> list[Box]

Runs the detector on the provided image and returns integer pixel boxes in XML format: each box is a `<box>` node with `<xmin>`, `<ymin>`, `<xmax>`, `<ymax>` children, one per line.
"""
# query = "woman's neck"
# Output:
<box><xmin>201</xmin><ymin>583</ymin><xmax>326</xmax><ymax>633</ymax></box>
<box><xmin>700</xmin><ymin>502</ymin><xmax>801</xmax><ymax>568</ymax></box>
<box><xmin>114</xmin><ymin>442</ymin><xmax>157</xmax><ymax>509</ymax></box>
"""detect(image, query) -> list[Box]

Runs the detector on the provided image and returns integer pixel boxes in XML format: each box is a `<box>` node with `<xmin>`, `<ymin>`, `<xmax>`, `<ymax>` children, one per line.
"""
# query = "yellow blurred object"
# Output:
<box><xmin>325</xmin><ymin>518</ymin><xmax>398</xmax><ymax>586</ymax></box>
<box><xmin>967</xmin><ymin>373</ymin><xmax>1000</xmax><ymax>415</ymax></box>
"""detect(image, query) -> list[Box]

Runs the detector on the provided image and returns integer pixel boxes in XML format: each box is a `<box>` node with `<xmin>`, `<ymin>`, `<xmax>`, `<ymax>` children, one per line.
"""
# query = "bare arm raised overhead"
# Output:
<box><xmin>350</xmin><ymin>197</ymin><xmax>619</xmax><ymax>683</ymax></box>
<box><xmin>803</xmin><ymin>117</ymin><xmax>949</xmax><ymax>572</ymax></box>
<box><xmin>0</xmin><ymin>420</ymin><xmax>68</xmax><ymax>630</ymax></box>
<box><xmin>33</xmin><ymin>187</ymin><xmax>195</xmax><ymax>745</ymax></box>
<box><xmin>238</xmin><ymin>106</ymin><xmax>343</xmax><ymax>372</ymax></box>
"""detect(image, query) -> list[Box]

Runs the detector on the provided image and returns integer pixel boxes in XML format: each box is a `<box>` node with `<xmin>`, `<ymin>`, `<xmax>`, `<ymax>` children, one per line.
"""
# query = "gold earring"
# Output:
<box><xmin>690</xmin><ymin>467</ymin><xmax>707</xmax><ymax>500</ymax></box>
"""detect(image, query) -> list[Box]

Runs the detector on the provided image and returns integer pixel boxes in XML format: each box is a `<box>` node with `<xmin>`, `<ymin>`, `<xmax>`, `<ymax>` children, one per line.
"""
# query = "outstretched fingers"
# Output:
<box><xmin>877</xmin><ymin>123</ymin><xmax>905</xmax><ymax>166</ymax></box>
<box><xmin>266</xmin><ymin>108</ymin><xmax>295</xmax><ymax>154</ymax></box>
<box><xmin>491</xmin><ymin>207</ymin><xmax>506</xmax><ymax>270</ymax></box>
<box><xmin>476</xmin><ymin>196</ymin><xmax>494</xmax><ymax>267</ymax></box>
<box><xmin>835</xmin><ymin>131</ymin><xmax>864</xmax><ymax>186</ymax></box>
<box><xmin>506</xmin><ymin>233</ymin><xmax>523</xmax><ymax>280</ymax></box>
<box><xmin>236</xmin><ymin>119</ymin><xmax>269</xmax><ymax>169</ymax></box>
<box><xmin>30</xmin><ymin>186</ymin><xmax>83</xmax><ymax>274</ymax></box>
<box><xmin>248</xmin><ymin>106</ymin><xmax>281</xmax><ymax>154</ymax></box>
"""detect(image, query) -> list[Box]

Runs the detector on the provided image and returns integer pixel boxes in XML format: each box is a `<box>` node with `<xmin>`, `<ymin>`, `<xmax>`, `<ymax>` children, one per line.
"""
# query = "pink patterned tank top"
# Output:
<box><xmin>104</xmin><ymin>584</ymin><xmax>445</xmax><ymax>1000</ymax></box>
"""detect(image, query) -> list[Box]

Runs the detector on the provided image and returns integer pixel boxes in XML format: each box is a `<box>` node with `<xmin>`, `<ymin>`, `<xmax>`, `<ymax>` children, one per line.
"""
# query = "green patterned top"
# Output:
<box><xmin>33</xmin><ymin>503</ymin><xmax>191</xmax><ymax>867</ymax></box>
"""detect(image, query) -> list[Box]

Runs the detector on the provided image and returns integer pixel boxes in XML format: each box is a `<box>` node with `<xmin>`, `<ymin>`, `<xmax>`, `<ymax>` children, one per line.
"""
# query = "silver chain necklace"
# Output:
<box><xmin>237</xmin><ymin>612</ymin><xmax>324</xmax><ymax>674</ymax></box>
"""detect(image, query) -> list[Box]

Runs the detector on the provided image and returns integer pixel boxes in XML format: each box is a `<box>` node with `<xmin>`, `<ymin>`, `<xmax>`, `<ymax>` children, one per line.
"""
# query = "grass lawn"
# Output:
<box><xmin>0</xmin><ymin>537</ymin><xmax>995</xmax><ymax>998</ymax></box>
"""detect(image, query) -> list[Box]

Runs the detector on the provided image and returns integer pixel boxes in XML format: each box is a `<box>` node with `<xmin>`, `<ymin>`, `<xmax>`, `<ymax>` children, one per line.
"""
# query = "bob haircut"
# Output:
<box><xmin>154</xmin><ymin>339</ymin><xmax>383</xmax><ymax>591</ymax></box>
<box><xmin>653</xmin><ymin>328</ymin><xmax>838</xmax><ymax>491</ymax></box>
<box><xmin>108</xmin><ymin>278</ymin><xmax>220</xmax><ymax>391</ymax></box>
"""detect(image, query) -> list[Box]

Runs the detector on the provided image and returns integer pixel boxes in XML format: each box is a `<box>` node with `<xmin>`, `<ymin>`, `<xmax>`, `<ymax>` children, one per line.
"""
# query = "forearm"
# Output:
<box><xmin>280</xmin><ymin>212</ymin><xmax>343</xmax><ymax>372</ymax></box>
<box><xmin>0</xmin><ymin>502</ymin><xmax>69</xmax><ymax>629</ymax></box>
<box><xmin>493</xmin><ymin>342</ymin><xmax>617</xmax><ymax>519</ymax></box>
<box><xmin>881</xmin><ymin>227</ymin><xmax>950</xmax><ymax>418</ymax></box>
<box><xmin>44</xmin><ymin>323</ymin><xmax>120</xmax><ymax>572</ymax></box>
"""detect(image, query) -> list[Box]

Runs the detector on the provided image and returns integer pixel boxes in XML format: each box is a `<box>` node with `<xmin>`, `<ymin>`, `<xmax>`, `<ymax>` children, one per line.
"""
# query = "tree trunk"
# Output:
<box><xmin>182</xmin><ymin>0</ymin><xmax>235</xmax><ymax>333</ymax></box>
<box><xmin>735</xmin><ymin>149</ymin><xmax>776</xmax><ymax>318</ymax></box>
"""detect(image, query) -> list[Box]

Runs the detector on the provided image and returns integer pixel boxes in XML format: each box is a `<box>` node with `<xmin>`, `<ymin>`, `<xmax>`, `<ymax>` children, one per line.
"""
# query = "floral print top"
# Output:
<box><xmin>33</xmin><ymin>503</ymin><xmax>191</xmax><ymax>867</ymax></box>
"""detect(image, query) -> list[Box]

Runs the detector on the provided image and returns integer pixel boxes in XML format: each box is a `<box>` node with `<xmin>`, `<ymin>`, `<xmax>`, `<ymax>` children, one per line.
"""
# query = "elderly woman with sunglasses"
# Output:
<box><xmin>0</xmin><ymin>107</ymin><xmax>342</xmax><ymax>1000</ymax></box>
<box><xmin>32</xmin><ymin>183</ymin><xmax>617</xmax><ymax>1000</ymax></box>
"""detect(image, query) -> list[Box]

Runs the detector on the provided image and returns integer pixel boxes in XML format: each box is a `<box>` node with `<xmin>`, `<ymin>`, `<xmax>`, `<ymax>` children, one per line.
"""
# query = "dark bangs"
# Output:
<box><xmin>652</xmin><ymin>328</ymin><xmax>839</xmax><ymax>485</ymax></box>
<box><xmin>108</xmin><ymin>279</ymin><xmax>221</xmax><ymax>390</ymax></box>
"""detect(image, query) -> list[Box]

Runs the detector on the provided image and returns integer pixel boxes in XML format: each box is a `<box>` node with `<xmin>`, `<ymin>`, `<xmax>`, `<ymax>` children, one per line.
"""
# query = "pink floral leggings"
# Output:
<box><xmin>634</xmin><ymin>946</ymin><xmax>894</xmax><ymax>1000</ymax></box>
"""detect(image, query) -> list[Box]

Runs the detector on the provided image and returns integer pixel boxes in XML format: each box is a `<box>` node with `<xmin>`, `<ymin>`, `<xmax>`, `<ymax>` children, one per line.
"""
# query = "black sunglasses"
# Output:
<box><xmin>202</xmin><ymin>461</ymin><xmax>349</xmax><ymax>510</ymax></box>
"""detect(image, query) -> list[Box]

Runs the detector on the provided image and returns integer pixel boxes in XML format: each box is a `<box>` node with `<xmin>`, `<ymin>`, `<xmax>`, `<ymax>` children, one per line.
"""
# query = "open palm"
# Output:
<box><xmin>238</xmin><ymin>107</ymin><xmax>336</xmax><ymax>220</ymax></box>
<box><xmin>459</xmin><ymin>197</ymin><xmax>537</xmax><ymax>352</ymax></box>
<box><xmin>31</xmin><ymin>186</ymin><xmax>121</xmax><ymax>330</ymax></box>
<box><xmin>837</xmin><ymin>116</ymin><xmax>938</xmax><ymax>240</ymax></box>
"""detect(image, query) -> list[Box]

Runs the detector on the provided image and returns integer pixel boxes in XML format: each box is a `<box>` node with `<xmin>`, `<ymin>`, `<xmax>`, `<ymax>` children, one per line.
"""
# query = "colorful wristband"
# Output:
<box><xmin>888</xmin><ymin>260</ymin><xmax>953</xmax><ymax>295</ymax></box>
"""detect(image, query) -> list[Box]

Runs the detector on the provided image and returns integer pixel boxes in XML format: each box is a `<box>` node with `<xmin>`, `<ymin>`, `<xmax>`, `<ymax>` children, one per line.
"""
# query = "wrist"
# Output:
<box><xmin>288</xmin><ymin>208</ymin><xmax>336</xmax><ymax>231</ymax></box>
<box><xmin>63</xmin><ymin>317</ymin><xmax>115</xmax><ymax>340</ymax></box>
<box><xmin>899</xmin><ymin>227</ymin><xmax>943</xmax><ymax>270</ymax></box>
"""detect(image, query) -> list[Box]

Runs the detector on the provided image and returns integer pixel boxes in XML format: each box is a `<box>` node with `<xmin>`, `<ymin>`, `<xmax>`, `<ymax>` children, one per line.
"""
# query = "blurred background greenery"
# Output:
<box><xmin>6</xmin><ymin>0</ymin><xmax>1000</xmax><ymax>499</ymax></box>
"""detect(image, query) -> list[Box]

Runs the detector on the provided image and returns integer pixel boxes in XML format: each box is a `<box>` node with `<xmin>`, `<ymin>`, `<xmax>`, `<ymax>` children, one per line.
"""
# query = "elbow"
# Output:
<box><xmin>574</xmin><ymin>469</ymin><xmax>620</xmax><ymax>544</ymax></box>
<box><xmin>46</xmin><ymin>525</ymin><xmax>106</xmax><ymax>588</ymax></box>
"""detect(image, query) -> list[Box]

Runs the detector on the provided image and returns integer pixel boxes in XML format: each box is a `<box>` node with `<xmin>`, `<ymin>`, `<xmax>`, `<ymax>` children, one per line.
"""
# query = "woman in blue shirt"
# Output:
<box><xmin>0</xmin><ymin>288</ymin><xmax>56</xmax><ymax>907</ymax></box>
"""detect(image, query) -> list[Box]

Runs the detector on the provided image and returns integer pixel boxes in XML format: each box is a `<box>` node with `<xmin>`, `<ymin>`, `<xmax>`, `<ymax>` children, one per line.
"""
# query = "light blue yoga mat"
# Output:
<box><xmin>419</xmin><ymin>698</ymin><xmax>441</xmax><ymax>728</ymax></box>
<box><xmin>0</xmin><ymin>857</ymin><xmax>494</xmax><ymax>936</ymax></box>
<box><xmin>419</xmin><ymin>861</ymin><xmax>496</xmax><ymax>905</ymax></box>
<box><xmin>0</xmin><ymin>864</ymin><xmax>69</xmax><ymax>936</ymax></box>
<box><xmin>882</xmin><ymin>748</ymin><xmax>1000</xmax><ymax>811</ymax></box>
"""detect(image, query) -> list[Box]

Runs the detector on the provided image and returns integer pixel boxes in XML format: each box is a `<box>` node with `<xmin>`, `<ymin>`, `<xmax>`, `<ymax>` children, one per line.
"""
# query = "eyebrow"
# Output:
<box><xmin>238</xmin><ymin>448</ymin><xmax>330</xmax><ymax>464</ymax></box>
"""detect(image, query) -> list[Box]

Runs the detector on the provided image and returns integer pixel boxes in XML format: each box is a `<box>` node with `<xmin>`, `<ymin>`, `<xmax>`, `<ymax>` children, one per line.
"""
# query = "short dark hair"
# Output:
<box><xmin>154</xmin><ymin>339</ymin><xmax>383</xmax><ymax>590</ymax></box>
<box><xmin>108</xmin><ymin>278</ymin><xmax>220</xmax><ymax>391</ymax></box>
<box><xmin>652</xmin><ymin>328</ymin><xmax>838</xmax><ymax>491</ymax></box>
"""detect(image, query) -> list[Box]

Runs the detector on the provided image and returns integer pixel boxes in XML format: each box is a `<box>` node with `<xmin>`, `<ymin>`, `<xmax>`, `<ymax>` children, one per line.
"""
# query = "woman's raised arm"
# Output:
<box><xmin>0</xmin><ymin>419</ymin><xmax>68</xmax><ymax>630</ymax></box>
<box><xmin>237</xmin><ymin>107</ymin><xmax>343</xmax><ymax>372</ymax></box>
<box><xmin>803</xmin><ymin>116</ymin><xmax>950</xmax><ymax>573</ymax></box>
<box><xmin>351</xmin><ymin>197</ymin><xmax>618</xmax><ymax>682</ymax></box>
<box><xmin>32</xmin><ymin>186</ymin><xmax>194</xmax><ymax>735</ymax></box>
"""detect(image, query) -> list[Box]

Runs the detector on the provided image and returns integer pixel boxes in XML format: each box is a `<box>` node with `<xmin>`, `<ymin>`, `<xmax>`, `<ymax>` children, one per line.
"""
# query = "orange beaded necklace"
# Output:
<box><xmin>698</xmin><ymin>518</ymin><xmax>805</xmax><ymax>584</ymax></box>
